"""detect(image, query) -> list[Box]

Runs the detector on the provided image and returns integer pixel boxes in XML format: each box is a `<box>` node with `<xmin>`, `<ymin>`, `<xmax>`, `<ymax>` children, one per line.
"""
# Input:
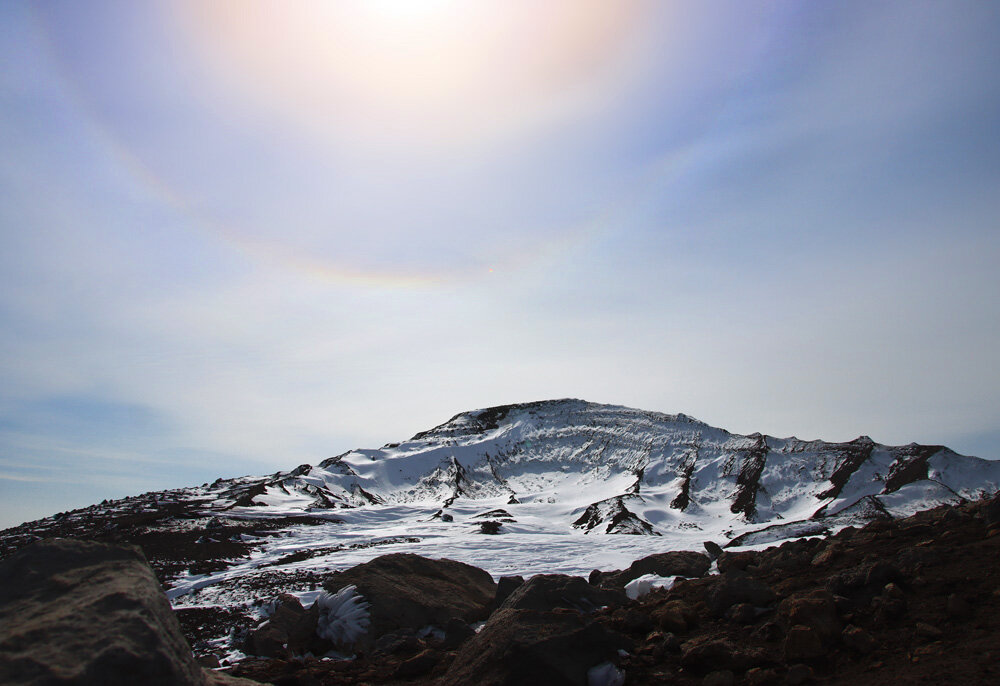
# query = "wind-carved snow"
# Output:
<box><xmin>315</xmin><ymin>585</ymin><xmax>370</xmax><ymax>646</ymax></box>
<box><xmin>167</xmin><ymin>399</ymin><xmax>1000</xmax><ymax>608</ymax></box>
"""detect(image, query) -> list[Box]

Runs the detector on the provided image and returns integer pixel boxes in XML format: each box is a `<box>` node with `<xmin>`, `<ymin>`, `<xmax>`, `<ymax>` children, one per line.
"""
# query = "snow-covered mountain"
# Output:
<box><xmin>6</xmin><ymin>397</ymin><xmax>999</xmax><ymax>644</ymax></box>
<box><xmin>208</xmin><ymin>399</ymin><xmax>1000</xmax><ymax>542</ymax></box>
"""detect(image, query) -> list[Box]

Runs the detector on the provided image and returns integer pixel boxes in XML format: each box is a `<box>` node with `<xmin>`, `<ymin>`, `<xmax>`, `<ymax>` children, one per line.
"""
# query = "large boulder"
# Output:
<box><xmin>244</xmin><ymin>593</ymin><xmax>321</xmax><ymax>657</ymax></box>
<box><xmin>439</xmin><ymin>608</ymin><xmax>629</xmax><ymax>686</ymax></box>
<box><xmin>0</xmin><ymin>538</ymin><xmax>254</xmax><ymax>686</ymax></box>
<box><xmin>322</xmin><ymin>553</ymin><xmax>495</xmax><ymax>642</ymax></box>
<box><xmin>499</xmin><ymin>574</ymin><xmax>626</xmax><ymax>613</ymax></box>
<box><xmin>594</xmin><ymin>551</ymin><xmax>712</xmax><ymax>588</ymax></box>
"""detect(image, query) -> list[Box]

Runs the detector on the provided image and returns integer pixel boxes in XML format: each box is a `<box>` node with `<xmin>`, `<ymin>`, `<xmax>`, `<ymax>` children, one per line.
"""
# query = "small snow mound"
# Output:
<box><xmin>314</xmin><ymin>585</ymin><xmax>371</xmax><ymax>646</ymax></box>
<box><xmin>624</xmin><ymin>574</ymin><xmax>680</xmax><ymax>600</ymax></box>
<box><xmin>588</xmin><ymin>661</ymin><xmax>625</xmax><ymax>686</ymax></box>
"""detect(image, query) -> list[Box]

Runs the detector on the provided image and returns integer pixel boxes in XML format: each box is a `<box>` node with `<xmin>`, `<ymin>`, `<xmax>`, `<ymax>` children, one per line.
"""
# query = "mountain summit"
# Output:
<box><xmin>212</xmin><ymin>399</ymin><xmax>999</xmax><ymax>542</ymax></box>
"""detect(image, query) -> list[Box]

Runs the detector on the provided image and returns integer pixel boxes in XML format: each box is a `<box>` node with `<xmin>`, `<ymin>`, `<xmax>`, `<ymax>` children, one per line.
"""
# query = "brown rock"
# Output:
<box><xmin>745</xmin><ymin>667</ymin><xmax>780</xmax><ymax>685</ymax></box>
<box><xmin>785</xmin><ymin>663</ymin><xmax>814</xmax><ymax>684</ymax></box>
<box><xmin>727</xmin><ymin>602</ymin><xmax>757</xmax><ymax>625</ymax></box>
<box><xmin>322</xmin><ymin>553</ymin><xmax>495</xmax><ymax>643</ymax></box>
<box><xmin>716</xmin><ymin>550</ymin><xmax>759</xmax><ymax>574</ymax></box>
<box><xmin>707</xmin><ymin>573</ymin><xmax>777</xmax><ymax>617</ymax></box>
<box><xmin>779</xmin><ymin>590</ymin><xmax>841</xmax><ymax>641</ymax></box>
<box><xmin>841</xmin><ymin>624</ymin><xmax>876</xmax><ymax>654</ymax></box>
<box><xmin>439</xmin><ymin>608</ymin><xmax>628</xmax><ymax>686</ymax></box>
<box><xmin>652</xmin><ymin>601</ymin><xmax>691</xmax><ymax>633</ymax></box>
<box><xmin>946</xmin><ymin>594</ymin><xmax>971</xmax><ymax>618</ymax></box>
<box><xmin>500</xmin><ymin>574</ymin><xmax>625</xmax><ymax>613</ymax></box>
<box><xmin>703</xmin><ymin>669</ymin><xmax>736</xmax><ymax>686</ymax></box>
<box><xmin>783</xmin><ymin>625</ymin><xmax>824</xmax><ymax>661</ymax></box>
<box><xmin>681</xmin><ymin>636</ymin><xmax>748</xmax><ymax>671</ymax></box>
<box><xmin>915</xmin><ymin>622</ymin><xmax>943</xmax><ymax>640</ymax></box>
<box><xmin>393</xmin><ymin>648</ymin><xmax>439</xmax><ymax>678</ymax></box>
<box><xmin>0</xmin><ymin>538</ymin><xmax>205</xmax><ymax>686</ymax></box>
<box><xmin>246</xmin><ymin>594</ymin><xmax>320</xmax><ymax>657</ymax></box>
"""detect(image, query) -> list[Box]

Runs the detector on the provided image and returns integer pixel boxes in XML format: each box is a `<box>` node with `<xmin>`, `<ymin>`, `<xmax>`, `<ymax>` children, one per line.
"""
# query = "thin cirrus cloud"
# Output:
<box><xmin>1</xmin><ymin>1</ymin><xmax>999</xmax><ymax>528</ymax></box>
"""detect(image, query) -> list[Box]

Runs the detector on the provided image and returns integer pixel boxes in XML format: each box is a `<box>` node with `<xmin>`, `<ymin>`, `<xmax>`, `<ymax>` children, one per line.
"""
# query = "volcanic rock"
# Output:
<box><xmin>0</xmin><ymin>538</ymin><xmax>253</xmax><ymax>686</ymax></box>
<box><xmin>321</xmin><ymin>553</ymin><xmax>495</xmax><ymax>642</ymax></box>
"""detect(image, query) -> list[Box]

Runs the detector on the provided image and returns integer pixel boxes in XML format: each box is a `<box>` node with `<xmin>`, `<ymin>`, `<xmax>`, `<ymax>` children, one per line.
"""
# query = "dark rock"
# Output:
<box><xmin>778</xmin><ymin>590</ymin><xmax>840</xmax><ymax>641</ymax></box>
<box><xmin>393</xmin><ymin>648</ymin><xmax>439</xmax><ymax>678</ymax></box>
<box><xmin>500</xmin><ymin>574</ymin><xmax>626</xmax><ymax>613</ymax></box>
<box><xmin>680</xmin><ymin>636</ymin><xmax>754</xmax><ymax>672</ymax></box>
<box><xmin>626</xmin><ymin>550</ymin><xmax>712</xmax><ymax>581</ymax></box>
<box><xmin>827</xmin><ymin>560</ymin><xmax>904</xmax><ymax>596</ymax></box>
<box><xmin>652</xmin><ymin>601</ymin><xmax>693</xmax><ymax>633</ymax></box>
<box><xmin>439</xmin><ymin>608</ymin><xmax>629</xmax><ymax>686</ymax></box>
<box><xmin>716</xmin><ymin>550</ymin><xmax>759</xmax><ymax>575</ymax></box>
<box><xmin>980</xmin><ymin>493</ymin><xmax>1000</xmax><ymax>525</ymax></box>
<box><xmin>374</xmin><ymin>629</ymin><xmax>420</xmax><ymax>655</ymax></box>
<box><xmin>442</xmin><ymin>617</ymin><xmax>475</xmax><ymax>649</ymax></box>
<box><xmin>322</xmin><ymin>553</ymin><xmax>495</xmax><ymax>644</ymax></box>
<box><xmin>599</xmin><ymin>550</ymin><xmax>712</xmax><ymax>588</ymax></box>
<box><xmin>784</xmin><ymin>663</ymin><xmax>814</xmax><ymax>684</ymax></box>
<box><xmin>703</xmin><ymin>669</ymin><xmax>736</xmax><ymax>686</ymax></box>
<box><xmin>841</xmin><ymin>624</ymin><xmax>876</xmax><ymax>654</ymax></box>
<box><xmin>946</xmin><ymin>594</ymin><xmax>971</xmax><ymax>618</ymax></box>
<box><xmin>915</xmin><ymin>622</ymin><xmax>943</xmax><ymax>640</ymax></box>
<box><xmin>727</xmin><ymin>602</ymin><xmax>757</xmax><ymax>625</ymax></box>
<box><xmin>783</xmin><ymin>625</ymin><xmax>824</xmax><ymax>661</ymax></box>
<box><xmin>494</xmin><ymin>575</ymin><xmax>525</xmax><ymax>608</ymax></box>
<box><xmin>0</xmin><ymin>538</ymin><xmax>206</xmax><ymax>686</ymax></box>
<box><xmin>246</xmin><ymin>593</ymin><xmax>319</xmax><ymax>657</ymax></box>
<box><xmin>480</xmin><ymin>520</ymin><xmax>503</xmax><ymax>535</ymax></box>
<box><xmin>707</xmin><ymin>573</ymin><xmax>777</xmax><ymax>617</ymax></box>
<box><xmin>753</xmin><ymin>621</ymin><xmax>784</xmax><ymax>642</ymax></box>
<box><xmin>745</xmin><ymin>667</ymin><xmax>780</xmax><ymax>685</ymax></box>
<box><xmin>704</xmin><ymin>541</ymin><xmax>724</xmax><ymax>559</ymax></box>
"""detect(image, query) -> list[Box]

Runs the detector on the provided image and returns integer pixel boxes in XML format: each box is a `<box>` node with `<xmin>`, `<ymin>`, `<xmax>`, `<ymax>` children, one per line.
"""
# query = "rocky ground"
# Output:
<box><xmin>2</xmin><ymin>493</ymin><xmax>998</xmax><ymax>685</ymax></box>
<box><xmin>216</xmin><ymin>493</ymin><xmax>1000</xmax><ymax>685</ymax></box>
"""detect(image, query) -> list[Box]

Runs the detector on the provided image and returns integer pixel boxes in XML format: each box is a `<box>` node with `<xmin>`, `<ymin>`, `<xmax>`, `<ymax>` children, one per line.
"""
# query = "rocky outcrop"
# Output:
<box><xmin>592</xmin><ymin>550</ymin><xmax>712</xmax><ymax>589</ymax></box>
<box><xmin>499</xmin><ymin>574</ymin><xmax>625</xmax><ymax>613</ymax></box>
<box><xmin>321</xmin><ymin>553</ymin><xmax>496</xmax><ymax>644</ymax></box>
<box><xmin>439</xmin><ymin>608</ymin><xmax>629</xmax><ymax>686</ymax></box>
<box><xmin>0</xmin><ymin>538</ymin><xmax>255</xmax><ymax>686</ymax></box>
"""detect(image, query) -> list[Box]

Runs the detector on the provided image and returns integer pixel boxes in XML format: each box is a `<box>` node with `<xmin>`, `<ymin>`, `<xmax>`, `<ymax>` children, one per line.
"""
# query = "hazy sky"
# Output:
<box><xmin>2</xmin><ymin>1</ymin><xmax>999</xmax><ymax>528</ymax></box>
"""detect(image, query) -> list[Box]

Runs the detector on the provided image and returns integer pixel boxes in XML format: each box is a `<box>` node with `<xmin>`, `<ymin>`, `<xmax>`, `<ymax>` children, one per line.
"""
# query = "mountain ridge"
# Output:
<box><xmin>202</xmin><ymin>398</ymin><xmax>998</xmax><ymax>540</ymax></box>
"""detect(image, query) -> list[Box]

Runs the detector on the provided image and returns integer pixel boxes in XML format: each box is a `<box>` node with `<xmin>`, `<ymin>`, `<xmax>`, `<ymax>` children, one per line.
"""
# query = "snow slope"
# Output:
<box><xmin>205</xmin><ymin>399</ymin><xmax>1000</xmax><ymax>539</ymax></box>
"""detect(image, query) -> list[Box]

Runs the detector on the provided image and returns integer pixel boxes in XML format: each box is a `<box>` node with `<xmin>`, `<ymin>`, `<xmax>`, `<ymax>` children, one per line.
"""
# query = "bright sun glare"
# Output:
<box><xmin>176</xmin><ymin>0</ymin><xmax>642</xmax><ymax>148</ymax></box>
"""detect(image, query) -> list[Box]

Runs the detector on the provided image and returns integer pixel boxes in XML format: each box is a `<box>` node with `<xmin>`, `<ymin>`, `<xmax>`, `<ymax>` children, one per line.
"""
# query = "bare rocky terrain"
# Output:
<box><xmin>2</xmin><ymin>493</ymin><xmax>998</xmax><ymax>685</ymax></box>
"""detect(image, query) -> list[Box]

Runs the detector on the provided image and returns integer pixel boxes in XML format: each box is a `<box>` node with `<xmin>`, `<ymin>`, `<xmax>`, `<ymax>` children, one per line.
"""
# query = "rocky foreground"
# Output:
<box><xmin>2</xmin><ymin>493</ymin><xmax>999</xmax><ymax>685</ymax></box>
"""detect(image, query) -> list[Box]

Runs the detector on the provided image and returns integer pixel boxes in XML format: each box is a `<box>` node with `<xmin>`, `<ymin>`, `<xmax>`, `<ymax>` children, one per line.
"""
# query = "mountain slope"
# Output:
<box><xmin>209</xmin><ymin>399</ymin><xmax>999</xmax><ymax>537</ymax></box>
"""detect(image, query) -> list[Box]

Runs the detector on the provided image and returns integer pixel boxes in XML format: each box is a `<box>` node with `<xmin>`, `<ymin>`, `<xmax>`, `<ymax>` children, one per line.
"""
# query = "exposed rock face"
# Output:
<box><xmin>321</xmin><ymin>553</ymin><xmax>496</xmax><ymax>643</ymax></box>
<box><xmin>439</xmin><ymin>608</ymin><xmax>629</xmax><ymax>686</ymax></box>
<box><xmin>0</xmin><ymin>538</ymin><xmax>218</xmax><ymax>686</ymax></box>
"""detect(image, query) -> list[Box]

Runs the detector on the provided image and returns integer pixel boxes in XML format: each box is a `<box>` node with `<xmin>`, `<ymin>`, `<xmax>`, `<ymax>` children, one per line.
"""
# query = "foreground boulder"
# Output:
<box><xmin>499</xmin><ymin>574</ymin><xmax>626</xmax><ymax>613</ymax></box>
<box><xmin>321</xmin><ymin>553</ymin><xmax>495</xmax><ymax>643</ymax></box>
<box><xmin>439</xmin><ymin>608</ymin><xmax>629</xmax><ymax>686</ymax></box>
<box><xmin>592</xmin><ymin>550</ymin><xmax>712</xmax><ymax>588</ymax></box>
<box><xmin>0</xmin><ymin>538</ymin><xmax>255</xmax><ymax>686</ymax></box>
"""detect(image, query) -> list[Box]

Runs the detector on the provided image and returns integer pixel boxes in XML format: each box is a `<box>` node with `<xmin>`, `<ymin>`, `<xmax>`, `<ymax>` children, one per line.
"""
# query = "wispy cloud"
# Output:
<box><xmin>1</xmin><ymin>1</ymin><xmax>998</xmax><ymax>527</ymax></box>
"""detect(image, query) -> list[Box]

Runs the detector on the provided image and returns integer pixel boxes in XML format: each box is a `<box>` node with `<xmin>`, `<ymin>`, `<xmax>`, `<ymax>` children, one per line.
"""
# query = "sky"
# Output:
<box><xmin>2</xmin><ymin>0</ymin><xmax>999</xmax><ymax>529</ymax></box>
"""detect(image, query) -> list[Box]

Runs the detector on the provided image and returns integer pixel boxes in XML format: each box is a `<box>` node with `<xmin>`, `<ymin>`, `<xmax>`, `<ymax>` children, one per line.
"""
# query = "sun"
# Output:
<box><xmin>173</xmin><ymin>0</ymin><xmax>643</xmax><ymax>149</ymax></box>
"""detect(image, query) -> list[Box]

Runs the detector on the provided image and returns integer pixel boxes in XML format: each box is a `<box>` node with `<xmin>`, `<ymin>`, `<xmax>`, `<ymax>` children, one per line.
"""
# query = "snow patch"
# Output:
<box><xmin>588</xmin><ymin>661</ymin><xmax>625</xmax><ymax>686</ymax></box>
<box><xmin>624</xmin><ymin>574</ymin><xmax>680</xmax><ymax>600</ymax></box>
